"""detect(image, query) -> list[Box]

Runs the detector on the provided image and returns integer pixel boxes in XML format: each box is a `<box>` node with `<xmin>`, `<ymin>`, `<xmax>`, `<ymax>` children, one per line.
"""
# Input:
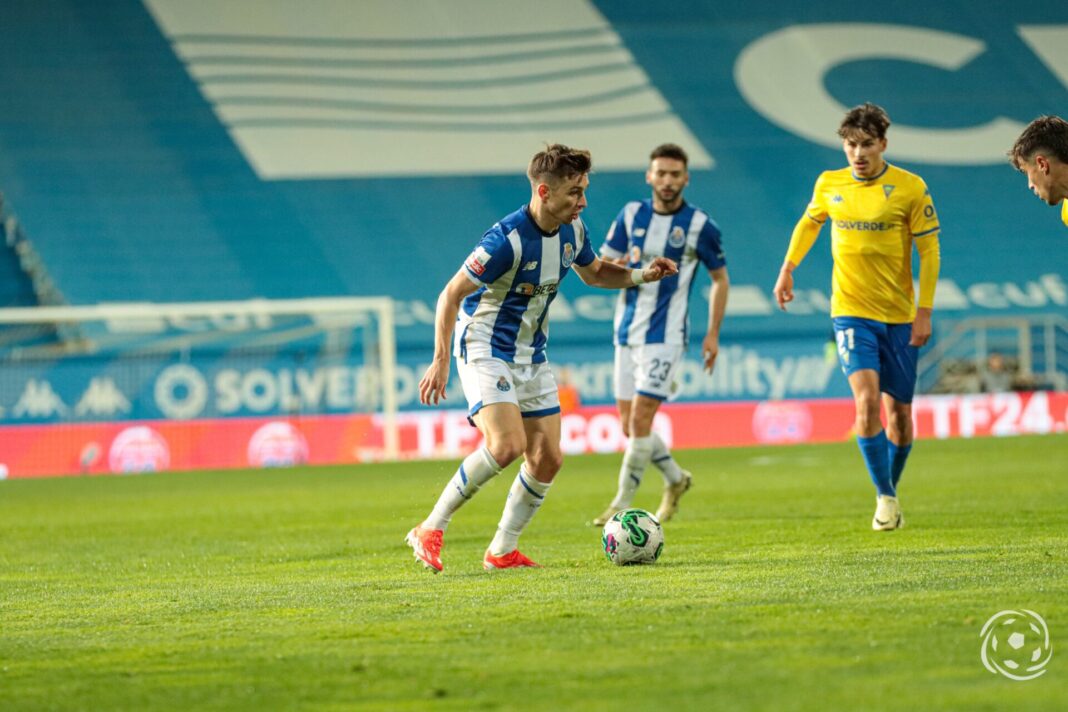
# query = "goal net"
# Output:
<box><xmin>0</xmin><ymin>297</ymin><xmax>397</xmax><ymax>478</ymax></box>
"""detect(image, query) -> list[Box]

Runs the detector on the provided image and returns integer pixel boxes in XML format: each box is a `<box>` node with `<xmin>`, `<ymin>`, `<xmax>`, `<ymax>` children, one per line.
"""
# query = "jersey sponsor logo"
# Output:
<box><xmin>516</xmin><ymin>281</ymin><xmax>558</xmax><ymax>297</ymax></box>
<box><xmin>833</xmin><ymin>219</ymin><xmax>891</xmax><ymax>232</ymax></box>
<box><xmin>562</xmin><ymin>242</ymin><xmax>575</xmax><ymax>269</ymax></box>
<box><xmin>496</xmin><ymin>376</ymin><xmax>511</xmax><ymax>392</ymax></box>
<box><xmin>668</xmin><ymin>225</ymin><xmax>686</xmax><ymax>248</ymax></box>
<box><xmin>883</xmin><ymin>185</ymin><xmax>895</xmax><ymax>198</ymax></box>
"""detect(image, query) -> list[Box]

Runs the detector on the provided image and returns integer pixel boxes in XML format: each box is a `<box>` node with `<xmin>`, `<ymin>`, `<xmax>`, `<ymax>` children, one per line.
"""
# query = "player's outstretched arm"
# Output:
<box><xmin>418</xmin><ymin>271</ymin><xmax>480</xmax><ymax>406</ymax></box>
<box><xmin>573</xmin><ymin>256</ymin><xmax>678</xmax><ymax>289</ymax></box>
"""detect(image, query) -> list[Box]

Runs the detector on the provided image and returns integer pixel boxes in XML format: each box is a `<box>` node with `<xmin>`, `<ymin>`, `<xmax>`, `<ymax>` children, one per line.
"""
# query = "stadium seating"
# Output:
<box><xmin>0</xmin><ymin>0</ymin><xmax>1065</xmax><ymax>392</ymax></box>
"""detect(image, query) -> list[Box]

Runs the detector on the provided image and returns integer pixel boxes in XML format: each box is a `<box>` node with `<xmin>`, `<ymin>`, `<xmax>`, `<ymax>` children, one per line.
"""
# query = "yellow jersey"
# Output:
<box><xmin>1061</xmin><ymin>198</ymin><xmax>1067</xmax><ymax>228</ymax></box>
<box><xmin>787</xmin><ymin>163</ymin><xmax>940</xmax><ymax>323</ymax></box>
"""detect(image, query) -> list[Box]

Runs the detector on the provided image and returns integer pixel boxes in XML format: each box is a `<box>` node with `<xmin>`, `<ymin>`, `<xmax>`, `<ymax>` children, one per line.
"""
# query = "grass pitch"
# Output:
<box><xmin>1</xmin><ymin>435</ymin><xmax>1066</xmax><ymax>711</ymax></box>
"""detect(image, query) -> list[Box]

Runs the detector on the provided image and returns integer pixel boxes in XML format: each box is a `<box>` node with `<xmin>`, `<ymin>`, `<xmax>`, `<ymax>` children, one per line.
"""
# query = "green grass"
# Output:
<box><xmin>1</xmin><ymin>435</ymin><xmax>1066</xmax><ymax>711</ymax></box>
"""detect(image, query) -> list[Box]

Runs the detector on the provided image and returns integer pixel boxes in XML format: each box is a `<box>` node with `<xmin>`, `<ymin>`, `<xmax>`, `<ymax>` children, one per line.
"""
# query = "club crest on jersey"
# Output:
<box><xmin>883</xmin><ymin>185</ymin><xmax>895</xmax><ymax>198</ymax></box>
<box><xmin>629</xmin><ymin>245</ymin><xmax>642</xmax><ymax>263</ymax></box>
<box><xmin>496</xmin><ymin>376</ymin><xmax>511</xmax><ymax>392</ymax></box>
<box><xmin>561</xmin><ymin>242</ymin><xmax>575</xmax><ymax>269</ymax></box>
<box><xmin>465</xmin><ymin>246</ymin><xmax>491</xmax><ymax>276</ymax></box>
<box><xmin>667</xmin><ymin>226</ymin><xmax>686</xmax><ymax>248</ymax></box>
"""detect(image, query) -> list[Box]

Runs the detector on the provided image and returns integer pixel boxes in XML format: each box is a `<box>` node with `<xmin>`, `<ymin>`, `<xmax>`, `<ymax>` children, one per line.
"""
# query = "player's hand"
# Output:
<box><xmin>701</xmin><ymin>332</ymin><xmax>720</xmax><ymax>374</ymax></box>
<box><xmin>910</xmin><ymin>308</ymin><xmax>932</xmax><ymax>347</ymax></box>
<box><xmin>773</xmin><ymin>268</ymin><xmax>794</xmax><ymax>311</ymax></box>
<box><xmin>418</xmin><ymin>359</ymin><xmax>450</xmax><ymax>405</ymax></box>
<box><xmin>642</xmin><ymin>257</ymin><xmax>678</xmax><ymax>282</ymax></box>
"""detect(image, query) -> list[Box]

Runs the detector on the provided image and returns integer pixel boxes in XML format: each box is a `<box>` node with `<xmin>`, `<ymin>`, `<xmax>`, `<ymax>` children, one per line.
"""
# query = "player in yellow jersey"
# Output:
<box><xmin>773</xmin><ymin>103</ymin><xmax>941</xmax><ymax>531</ymax></box>
<box><xmin>1008</xmin><ymin>115</ymin><xmax>1068</xmax><ymax>230</ymax></box>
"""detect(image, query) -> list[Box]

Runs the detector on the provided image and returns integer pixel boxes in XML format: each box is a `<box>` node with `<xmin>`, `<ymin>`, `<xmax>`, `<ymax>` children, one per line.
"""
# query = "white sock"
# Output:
<box><xmin>609</xmin><ymin>435</ymin><xmax>654</xmax><ymax>508</ymax></box>
<box><xmin>489</xmin><ymin>466</ymin><xmax>552</xmax><ymax>555</ymax></box>
<box><xmin>425</xmin><ymin>447</ymin><xmax>501</xmax><ymax>531</ymax></box>
<box><xmin>649</xmin><ymin>433</ymin><xmax>684</xmax><ymax>485</ymax></box>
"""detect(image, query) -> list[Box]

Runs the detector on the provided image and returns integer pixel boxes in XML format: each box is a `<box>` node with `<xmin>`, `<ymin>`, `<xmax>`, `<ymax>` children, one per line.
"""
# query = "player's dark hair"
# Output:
<box><xmin>1009</xmin><ymin>115</ymin><xmax>1068</xmax><ymax>168</ymax></box>
<box><xmin>838</xmin><ymin>103</ymin><xmax>891</xmax><ymax>141</ymax></box>
<box><xmin>650</xmin><ymin>143</ymin><xmax>689</xmax><ymax>167</ymax></box>
<box><xmin>528</xmin><ymin>144</ymin><xmax>592</xmax><ymax>185</ymax></box>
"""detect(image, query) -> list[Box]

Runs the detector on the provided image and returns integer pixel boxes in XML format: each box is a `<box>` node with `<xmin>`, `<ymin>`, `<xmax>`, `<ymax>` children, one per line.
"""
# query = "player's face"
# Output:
<box><xmin>842</xmin><ymin>131</ymin><xmax>887</xmax><ymax>179</ymax></box>
<box><xmin>646</xmin><ymin>157</ymin><xmax>688</xmax><ymax>209</ymax></box>
<box><xmin>543</xmin><ymin>173</ymin><xmax>589</xmax><ymax>224</ymax></box>
<box><xmin>1020</xmin><ymin>155</ymin><xmax>1064</xmax><ymax>206</ymax></box>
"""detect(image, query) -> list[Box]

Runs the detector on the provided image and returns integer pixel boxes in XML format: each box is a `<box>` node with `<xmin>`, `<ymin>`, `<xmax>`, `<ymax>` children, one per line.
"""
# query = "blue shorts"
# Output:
<box><xmin>832</xmin><ymin>317</ymin><xmax>919</xmax><ymax>403</ymax></box>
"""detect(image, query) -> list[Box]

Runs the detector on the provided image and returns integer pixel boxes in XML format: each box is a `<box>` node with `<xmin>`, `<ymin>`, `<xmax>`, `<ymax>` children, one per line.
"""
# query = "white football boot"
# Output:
<box><xmin>592</xmin><ymin>505</ymin><xmax>623</xmax><ymax>527</ymax></box>
<box><xmin>656</xmin><ymin>470</ymin><xmax>693</xmax><ymax>522</ymax></box>
<box><xmin>872</xmin><ymin>494</ymin><xmax>903</xmax><ymax>531</ymax></box>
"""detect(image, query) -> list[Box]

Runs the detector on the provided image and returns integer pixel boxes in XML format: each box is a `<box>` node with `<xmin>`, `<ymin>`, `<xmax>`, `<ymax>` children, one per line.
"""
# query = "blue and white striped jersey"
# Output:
<box><xmin>456</xmin><ymin>206</ymin><xmax>596</xmax><ymax>364</ymax></box>
<box><xmin>601</xmin><ymin>200</ymin><xmax>726</xmax><ymax>346</ymax></box>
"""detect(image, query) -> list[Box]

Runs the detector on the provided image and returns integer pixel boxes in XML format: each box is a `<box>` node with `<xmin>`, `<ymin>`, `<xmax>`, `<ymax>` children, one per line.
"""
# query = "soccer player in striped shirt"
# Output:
<box><xmin>773</xmin><ymin>103</ymin><xmax>941</xmax><ymax>531</ymax></box>
<box><xmin>1009</xmin><ymin>115</ymin><xmax>1068</xmax><ymax>230</ymax></box>
<box><xmin>406</xmin><ymin>144</ymin><xmax>678</xmax><ymax>572</ymax></box>
<box><xmin>592</xmin><ymin>143</ymin><xmax>730</xmax><ymax>527</ymax></box>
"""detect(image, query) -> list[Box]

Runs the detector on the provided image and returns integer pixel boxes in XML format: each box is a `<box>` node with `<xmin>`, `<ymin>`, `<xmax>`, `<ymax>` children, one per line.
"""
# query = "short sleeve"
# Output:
<box><xmin>909</xmin><ymin>179</ymin><xmax>940</xmax><ymax>238</ymax></box>
<box><xmin>574</xmin><ymin>219</ymin><xmax>596</xmax><ymax>267</ymax></box>
<box><xmin>696</xmin><ymin>218</ymin><xmax>726</xmax><ymax>270</ymax></box>
<box><xmin>462</xmin><ymin>230</ymin><xmax>514</xmax><ymax>284</ymax></box>
<box><xmin>600</xmin><ymin>208</ymin><xmax>629</xmax><ymax>259</ymax></box>
<box><xmin>805</xmin><ymin>173</ymin><xmax>829</xmax><ymax>224</ymax></box>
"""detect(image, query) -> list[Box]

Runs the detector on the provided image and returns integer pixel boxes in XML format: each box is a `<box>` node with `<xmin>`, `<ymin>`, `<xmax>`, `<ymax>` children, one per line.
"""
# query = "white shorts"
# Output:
<box><xmin>614</xmin><ymin>344</ymin><xmax>684</xmax><ymax>402</ymax></box>
<box><xmin>457</xmin><ymin>357</ymin><xmax>560</xmax><ymax>424</ymax></box>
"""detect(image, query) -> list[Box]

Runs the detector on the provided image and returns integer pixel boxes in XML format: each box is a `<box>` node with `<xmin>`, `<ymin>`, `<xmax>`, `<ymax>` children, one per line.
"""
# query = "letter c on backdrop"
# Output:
<box><xmin>734</xmin><ymin>23</ymin><xmax>1026</xmax><ymax>165</ymax></box>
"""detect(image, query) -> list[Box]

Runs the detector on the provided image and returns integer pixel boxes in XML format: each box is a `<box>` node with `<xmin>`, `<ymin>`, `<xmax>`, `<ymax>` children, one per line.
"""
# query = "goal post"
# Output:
<box><xmin>0</xmin><ymin>296</ymin><xmax>399</xmax><ymax>477</ymax></box>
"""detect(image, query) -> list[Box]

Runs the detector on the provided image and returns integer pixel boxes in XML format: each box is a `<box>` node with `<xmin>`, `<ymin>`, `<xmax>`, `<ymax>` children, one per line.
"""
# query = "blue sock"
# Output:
<box><xmin>857</xmin><ymin>431</ymin><xmax>894</xmax><ymax>497</ymax></box>
<box><xmin>888</xmin><ymin>441</ymin><xmax>912</xmax><ymax>489</ymax></box>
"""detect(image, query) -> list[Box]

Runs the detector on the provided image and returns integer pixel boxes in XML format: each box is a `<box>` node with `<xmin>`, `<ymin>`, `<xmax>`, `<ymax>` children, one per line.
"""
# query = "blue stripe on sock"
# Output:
<box><xmin>518</xmin><ymin>473</ymin><xmax>545</xmax><ymax>499</ymax></box>
<box><xmin>459</xmin><ymin>464</ymin><xmax>468</xmax><ymax>485</ymax></box>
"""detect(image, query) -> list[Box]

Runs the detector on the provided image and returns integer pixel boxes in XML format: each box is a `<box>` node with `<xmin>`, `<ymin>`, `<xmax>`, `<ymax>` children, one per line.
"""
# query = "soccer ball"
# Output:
<box><xmin>602</xmin><ymin>508</ymin><xmax>664</xmax><ymax>565</ymax></box>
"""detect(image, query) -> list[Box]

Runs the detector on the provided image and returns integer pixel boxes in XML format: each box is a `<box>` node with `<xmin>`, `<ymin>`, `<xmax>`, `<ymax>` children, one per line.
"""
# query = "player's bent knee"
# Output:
<box><xmin>485</xmin><ymin>438</ymin><xmax>526</xmax><ymax>468</ymax></box>
<box><xmin>530</xmin><ymin>449</ymin><xmax>563</xmax><ymax>478</ymax></box>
